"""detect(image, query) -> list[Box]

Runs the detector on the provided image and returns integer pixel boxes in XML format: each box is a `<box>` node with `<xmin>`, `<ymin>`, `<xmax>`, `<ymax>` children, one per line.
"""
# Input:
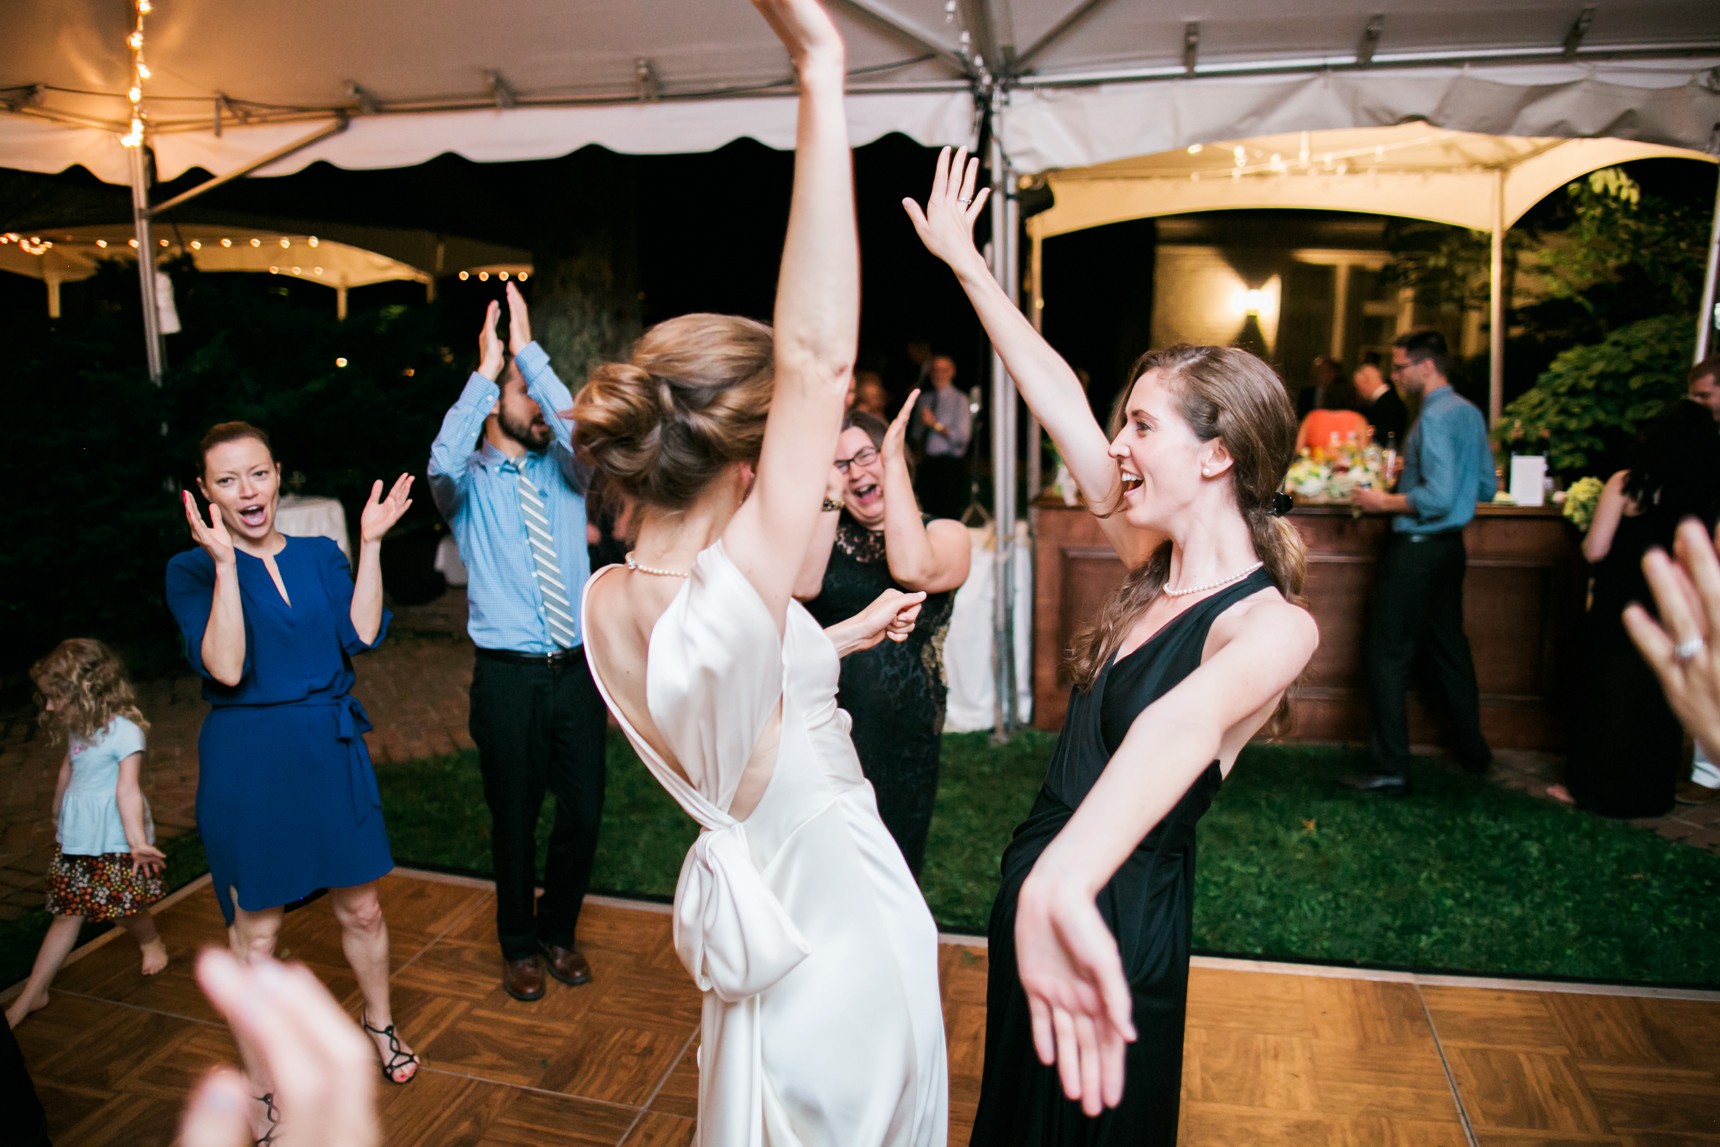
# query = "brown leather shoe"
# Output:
<box><xmin>503</xmin><ymin>955</ymin><xmax>546</xmax><ymax>1001</ymax></box>
<box><xmin>540</xmin><ymin>942</ymin><xmax>592</xmax><ymax>986</ymax></box>
<box><xmin>1676</xmin><ymin>780</ymin><xmax>1720</xmax><ymax>805</ymax></box>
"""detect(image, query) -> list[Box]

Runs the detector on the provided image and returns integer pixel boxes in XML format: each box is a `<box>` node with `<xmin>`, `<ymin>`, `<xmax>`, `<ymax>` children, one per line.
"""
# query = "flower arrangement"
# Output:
<box><xmin>1283</xmin><ymin>439</ymin><xmax>1389</xmax><ymax>503</ymax></box>
<box><xmin>1561</xmin><ymin>475</ymin><xmax>1605</xmax><ymax>533</ymax></box>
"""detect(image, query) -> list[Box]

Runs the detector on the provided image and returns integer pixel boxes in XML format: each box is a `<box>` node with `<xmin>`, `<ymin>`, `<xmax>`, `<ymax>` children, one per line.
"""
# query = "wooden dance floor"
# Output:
<box><xmin>9</xmin><ymin>868</ymin><xmax>1720</xmax><ymax>1145</ymax></box>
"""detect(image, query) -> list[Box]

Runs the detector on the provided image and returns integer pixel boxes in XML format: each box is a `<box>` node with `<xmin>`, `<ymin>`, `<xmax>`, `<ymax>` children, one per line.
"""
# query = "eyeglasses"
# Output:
<box><xmin>834</xmin><ymin>446</ymin><xmax>879</xmax><ymax>474</ymax></box>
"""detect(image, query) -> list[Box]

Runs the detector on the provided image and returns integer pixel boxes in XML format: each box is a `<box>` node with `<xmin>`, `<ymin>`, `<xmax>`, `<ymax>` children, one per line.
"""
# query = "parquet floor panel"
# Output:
<box><xmin>12</xmin><ymin>869</ymin><xmax>1720</xmax><ymax>1146</ymax></box>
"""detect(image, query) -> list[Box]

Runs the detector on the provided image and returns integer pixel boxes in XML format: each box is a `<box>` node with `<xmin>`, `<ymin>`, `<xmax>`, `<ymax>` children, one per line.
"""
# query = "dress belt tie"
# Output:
<box><xmin>330</xmin><ymin>694</ymin><xmax>383</xmax><ymax>826</ymax></box>
<box><xmin>673</xmin><ymin>821</ymin><xmax>810</xmax><ymax>1003</ymax></box>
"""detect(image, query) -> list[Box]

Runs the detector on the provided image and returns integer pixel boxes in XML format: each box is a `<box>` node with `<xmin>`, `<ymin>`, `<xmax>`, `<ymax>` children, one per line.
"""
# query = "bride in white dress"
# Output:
<box><xmin>574</xmin><ymin>2</ymin><xmax>948</xmax><ymax>1144</ymax></box>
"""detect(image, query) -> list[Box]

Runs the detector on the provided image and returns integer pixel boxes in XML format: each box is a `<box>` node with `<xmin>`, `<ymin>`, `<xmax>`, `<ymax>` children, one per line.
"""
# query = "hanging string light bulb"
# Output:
<box><xmin>119</xmin><ymin>0</ymin><xmax>150</xmax><ymax>147</ymax></box>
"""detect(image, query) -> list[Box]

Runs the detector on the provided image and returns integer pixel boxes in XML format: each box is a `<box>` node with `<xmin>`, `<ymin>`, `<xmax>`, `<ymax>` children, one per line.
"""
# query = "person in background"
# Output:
<box><xmin>1547</xmin><ymin>400</ymin><xmax>1720</xmax><ymax>815</ymax></box>
<box><xmin>1354</xmin><ymin>352</ymin><xmax>1409</xmax><ymax>447</ymax></box>
<box><xmin>796</xmin><ymin>393</ymin><xmax>971</xmax><ymax>875</ymax></box>
<box><xmin>166</xmin><ymin>421</ymin><xmax>420</xmax><ymax>1120</ymax></box>
<box><xmin>1296</xmin><ymin>354</ymin><xmax>1341</xmax><ymax>418</ymax></box>
<box><xmin>8</xmin><ymin>639</ymin><xmax>168</xmax><ymax>1029</ymax></box>
<box><xmin>913</xmin><ymin>355</ymin><xmax>972</xmax><ymax>519</ymax></box>
<box><xmin>1349</xmin><ymin>330</ymin><xmax>1495</xmax><ymax>795</ymax></box>
<box><xmin>1627</xmin><ymin>517</ymin><xmax>1720</xmax><ymax>779</ymax></box>
<box><xmin>427</xmin><ymin>284</ymin><xmax>608</xmax><ymax>1003</ymax></box>
<box><xmin>1294</xmin><ymin>403</ymin><xmax>1369</xmax><ymax>453</ymax></box>
<box><xmin>1678</xmin><ymin>354</ymin><xmax>1720</xmax><ymax>803</ymax></box>
<box><xmin>852</xmin><ymin>369</ymin><xmax>891</xmax><ymax>419</ymax></box>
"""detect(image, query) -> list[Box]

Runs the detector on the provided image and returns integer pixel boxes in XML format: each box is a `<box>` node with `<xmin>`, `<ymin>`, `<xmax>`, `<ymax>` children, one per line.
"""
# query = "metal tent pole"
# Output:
<box><xmin>1697</xmin><ymin>162</ymin><xmax>1720</xmax><ymax>364</ymax></box>
<box><xmin>1026</xmin><ymin>228</ymin><xmax>1044</xmax><ymax>521</ymax></box>
<box><xmin>128</xmin><ymin>143</ymin><xmax>165</xmax><ymax>384</ymax></box>
<box><xmin>987</xmin><ymin>101</ymin><xmax>1018</xmax><ymax>739</ymax></box>
<box><xmin>1488</xmin><ymin>168</ymin><xmax>1505</xmax><ymax>425</ymax></box>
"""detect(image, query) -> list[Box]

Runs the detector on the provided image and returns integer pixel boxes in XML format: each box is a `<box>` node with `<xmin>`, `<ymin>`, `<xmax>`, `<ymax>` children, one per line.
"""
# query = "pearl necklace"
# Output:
<box><xmin>626</xmin><ymin>552</ymin><xmax>690</xmax><ymax>578</ymax></box>
<box><xmin>1162</xmin><ymin>560</ymin><xmax>1264</xmax><ymax>598</ymax></box>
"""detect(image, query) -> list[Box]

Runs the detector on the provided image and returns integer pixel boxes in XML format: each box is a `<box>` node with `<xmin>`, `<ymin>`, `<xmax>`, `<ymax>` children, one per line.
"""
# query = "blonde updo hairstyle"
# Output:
<box><xmin>570</xmin><ymin>314</ymin><xmax>776</xmax><ymax>512</ymax></box>
<box><xmin>1067</xmin><ymin>344</ymin><xmax>1307</xmax><ymax>735</ymax></box>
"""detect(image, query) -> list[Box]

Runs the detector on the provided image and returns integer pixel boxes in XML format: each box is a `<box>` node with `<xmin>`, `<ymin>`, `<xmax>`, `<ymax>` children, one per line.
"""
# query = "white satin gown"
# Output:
<box><xmin>581</xmin><ymin>541</ymin><xmax>948</xmax><ymax>1147</ymax></box>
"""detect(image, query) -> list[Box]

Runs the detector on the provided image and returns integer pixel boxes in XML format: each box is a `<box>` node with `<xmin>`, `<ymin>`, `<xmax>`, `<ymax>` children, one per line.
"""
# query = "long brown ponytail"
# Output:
<box><xmin>1065</xmin><ymin>345</ymin><xmax>1307</xmax><ymax>736</ymax></box>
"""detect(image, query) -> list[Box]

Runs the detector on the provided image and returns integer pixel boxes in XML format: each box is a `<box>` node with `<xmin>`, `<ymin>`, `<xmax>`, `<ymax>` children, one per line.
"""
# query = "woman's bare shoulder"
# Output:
<box><xmin>1211</xmin><ymin>586</ymin><xmax>1318</xmax><ymax>655</ymax></box>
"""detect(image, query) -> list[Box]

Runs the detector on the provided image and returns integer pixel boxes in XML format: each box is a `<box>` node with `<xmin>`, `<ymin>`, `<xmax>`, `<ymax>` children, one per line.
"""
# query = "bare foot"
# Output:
<box><xmin>1545</xmin><ymin>783</ymin><xmax>1576</xmax><ymax>806</ymax></box>
<box><xmin>362</xmin><ymin>1014</ymin><xmax>420</xmax><ymax>1084</ymax></box>
<box><xmin>5</xmin><ymin>990</ymin><xmax>49</xmax><ymax>1029</ymax></box>
<box><xmin>139</xmin><ymin>938</ymin><xmax>169</xmax><ymax>976</ymax></box>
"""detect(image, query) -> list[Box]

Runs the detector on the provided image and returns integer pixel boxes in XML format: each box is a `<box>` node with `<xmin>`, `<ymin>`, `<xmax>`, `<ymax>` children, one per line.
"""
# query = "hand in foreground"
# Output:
<box><xmin>359</xmin><ymin>475</ymin><xmax>415</xmax><ymax>546</ymax></box>
<box><xmin>130</xmin><ymin>842</ymin><xmax>167</xmax><ymax>878</ymax></box>
<box><xmin>179</xmin><ymin>949</ymin><xmax>378</xmax><ymax>1147</ymax></box>
<box><xmin>828</xmin><ymin>589</ymin><xmax>925</xmax><ymax>657</ymax></box>
<box><xmin>750</xmin><ymin>0</ymin><xmax>845</xmax><ymax>70</ymax></box>
<box><xmin>1625</xmin><ymin>517</ymin><xmax>1720</xmax><ymax>758</ymax></box>
<box><xmin>184</xmin><ymin>490</ymin><xmax>236</xmax><ymax>567</ymax></box>
<box><xmin>903</xmin><ymin>147</ymin><xmax>991</xmax><ymax>271</ymax></box>
<box><xmin>1014</xmin><ymin>869</ymin><xmax>1134</xmax><ymax>1116</ymax></box>
<box><xmin>883</xmin><ymin>388</ymin><xmax>920</xmax><ymax>470</ymax></box>
<box><xmin>1353</xmin><ymin>486</ymin><xmax>1388</xmax><ymax>514</ymax></box>
<box><xmin>477</xmin><ymin>299</ymin><xmax>504</xmax><ymax>381</ymax></box>
<box><xmin>505</xmin><ymin>281</ymin><xmax>532</xmax><ymax>355</ymax></box>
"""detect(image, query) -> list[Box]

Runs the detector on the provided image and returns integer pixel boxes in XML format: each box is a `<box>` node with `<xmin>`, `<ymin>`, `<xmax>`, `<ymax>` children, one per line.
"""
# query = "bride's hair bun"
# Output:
<box><xmin>570</xmin><ymin>314</ymin><xmax>775</xmax><ymax>511</ymax></box>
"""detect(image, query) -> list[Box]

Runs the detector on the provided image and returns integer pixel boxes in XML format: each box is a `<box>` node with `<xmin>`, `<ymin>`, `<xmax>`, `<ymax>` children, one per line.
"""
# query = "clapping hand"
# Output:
<box><xmin>505</xmin><ymin>282</ymin><xmax>532</xmax><ymax>355</ymax></box>
<box><xmin>358</xmin><ymin>475</ymin><xmax>415</xmax><ymax>546</ymax></box>
<box><xmin>884</xmin><ymin>388</ymin><xmax>920</xmax><ymax>470</ymax></box>
<box><xmin>477</xmin><ymin>299</ymin><xmax>504</xmax><ymax>382</ymax></box>
<box><xmin>902</xmin><ymin>147</ymin><xmax>991</xmax><ymax>270</ymax></box>
<box><xmin>179</xmin><ymin>949</ymin><xmax>379</xmax><ymax>1147</ymax></box>
<box><xmin>183</xmin><ymin>490</ymin><xmax>236</xmax><ymax>568</ymax></box>
<box><xmin>1626</xmin><ymin>517</ymin><xmax>1720</xmax><ymax>759</ymax></box>
<box><xmin>829</xmin><ymin>589</ymin><xmax>925</xmax><ymax>657</ymax></box>
<box><xmin>1014</xmin><ymin>872</ymin><xmax>1134</xmax><ymax>1116</ymax></box>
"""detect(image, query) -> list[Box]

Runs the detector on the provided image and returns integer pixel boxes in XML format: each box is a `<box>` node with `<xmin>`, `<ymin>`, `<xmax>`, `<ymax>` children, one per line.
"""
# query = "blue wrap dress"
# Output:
<box><xmin>165</xmin><ymin>535</ymin><xmax>394</xmax><ymax>923</ymax></box>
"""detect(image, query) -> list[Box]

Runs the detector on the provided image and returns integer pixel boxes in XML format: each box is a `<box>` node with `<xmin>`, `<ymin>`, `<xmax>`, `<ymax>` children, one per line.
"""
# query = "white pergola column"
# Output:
<box><xmin>128</xmin><ymin>144</ymin><xmax>165</xmax><ymax>384</ymax></box>
<box><xmin>988</xmin><ymin>103</ymin><xmax>1020</xmax><ymax>737</ymax></box>
<box><xmin>1698</xmin><ymin>168</ymin><xmax>1720</xmax><ymax>364</ymax></box>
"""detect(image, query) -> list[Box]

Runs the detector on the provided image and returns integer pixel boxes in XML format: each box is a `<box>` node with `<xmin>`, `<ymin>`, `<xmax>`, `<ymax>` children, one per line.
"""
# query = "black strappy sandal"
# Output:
<box><xmin>253</xmin><ymin>1092</ymin><xmax>279</xmax><ymax>1147</ymax></box>
<box><xmin>361</xmin><ymin>1012</ymin><xmax>421</xmax><ymax>1085</ymax></box>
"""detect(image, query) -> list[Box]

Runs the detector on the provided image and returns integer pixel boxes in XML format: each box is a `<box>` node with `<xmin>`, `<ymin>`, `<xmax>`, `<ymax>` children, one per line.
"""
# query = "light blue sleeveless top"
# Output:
<box><xmin>58</xmin><ymin>716</ymin><xmax>153</xmax><ymax>856</ymax></box>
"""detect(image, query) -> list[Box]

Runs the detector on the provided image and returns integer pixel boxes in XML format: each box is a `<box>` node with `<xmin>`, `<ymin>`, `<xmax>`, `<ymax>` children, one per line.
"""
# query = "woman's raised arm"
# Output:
<box><xmin>905</xmin><ymin>149</ymin><xmax>1151</xmax><ymax>566</ymax></box>
<box><xmin>725</xmin><ymin>0</ymin><xmax>858</xmax><ymax>627</ymax></box>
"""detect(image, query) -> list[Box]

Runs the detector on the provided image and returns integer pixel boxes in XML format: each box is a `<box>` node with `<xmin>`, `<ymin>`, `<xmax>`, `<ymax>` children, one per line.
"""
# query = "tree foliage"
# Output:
<box><xmin>1495</xmin><ymin>313</ymin><xmax>1694</xmax><ymax>472</ymax></box>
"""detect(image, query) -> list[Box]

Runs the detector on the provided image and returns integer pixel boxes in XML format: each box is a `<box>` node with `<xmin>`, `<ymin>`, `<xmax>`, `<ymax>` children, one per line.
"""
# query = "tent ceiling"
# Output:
<box><xmin>1030</xmin><ymin>124</ymin><xmax>1720</xmax><ymax>238</ymax></box>
<box><xmin>2</xmin><ymin>1</ymin><xmax>1717</xmax><ymax>185</ymax></box>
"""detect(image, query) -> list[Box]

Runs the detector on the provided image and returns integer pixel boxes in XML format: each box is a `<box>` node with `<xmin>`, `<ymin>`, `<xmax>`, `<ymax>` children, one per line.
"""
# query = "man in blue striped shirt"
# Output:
<box><xmin>1349</xmin><ymin>330</ymin><xmax>1496</xmax><ymax>796</ymax></box>
<box><xmin>428</xmin><ymin>285</ymin><xmax>605</xmax><ymax>1001</ymax></box>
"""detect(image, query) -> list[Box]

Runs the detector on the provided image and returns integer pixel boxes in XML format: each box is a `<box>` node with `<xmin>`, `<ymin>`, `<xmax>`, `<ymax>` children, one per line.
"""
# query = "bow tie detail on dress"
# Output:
<box><xmin>674</xmin><ymin>822</ymin><xmax>811</xmax><ymax>1003</ymax></box>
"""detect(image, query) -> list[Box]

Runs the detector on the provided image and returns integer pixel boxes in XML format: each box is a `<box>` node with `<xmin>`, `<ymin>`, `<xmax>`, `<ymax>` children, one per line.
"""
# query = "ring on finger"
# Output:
<box><xmin>958</xmin><ymin>195</ymin><xmax>972</xmax><ymax>205</ymax></box>
<box><xmin>1675</xmin><ymin>637</ymin><xmax>1707</xmax><ymax>662</ymax></box>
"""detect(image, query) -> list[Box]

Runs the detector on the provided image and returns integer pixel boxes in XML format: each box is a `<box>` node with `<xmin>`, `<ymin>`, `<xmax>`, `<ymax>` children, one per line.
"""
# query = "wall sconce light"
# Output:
<box><xmin>1231</xmin><ymin>287</ymin><xmax>1266</xmax><ymax>316</ymax></box>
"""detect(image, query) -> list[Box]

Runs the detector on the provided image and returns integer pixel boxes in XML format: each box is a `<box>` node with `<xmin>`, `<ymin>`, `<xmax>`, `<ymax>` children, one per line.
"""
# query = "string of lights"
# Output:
<box><xmin>120</xmin><ymin>0</ymin><xmax>151</xmax><ymax>147</ymax></box>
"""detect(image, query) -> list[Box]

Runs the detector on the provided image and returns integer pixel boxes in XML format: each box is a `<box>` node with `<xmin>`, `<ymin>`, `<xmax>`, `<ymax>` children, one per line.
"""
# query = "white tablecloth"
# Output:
<box><xmin>943</xmin><ymin>522</ymin><xmax>1033</xmax><ymax>733</ymax></box>
<box><xmin>276</xmin><ymin>494</ymin><xmax>350</xmax><ymax>561</ymax></box>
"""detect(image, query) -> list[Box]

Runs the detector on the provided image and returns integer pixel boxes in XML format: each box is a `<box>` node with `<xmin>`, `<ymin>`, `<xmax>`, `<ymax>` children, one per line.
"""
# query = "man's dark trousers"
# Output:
<box><xmin>1365</xmin><ymin>531</ymin><xmax>1491</xmax><ymax>777</ymax></box>
<box><xmin>469</xmin><ymin>649</ymin><xmax>607</xmax><ymax>962</ymax></box>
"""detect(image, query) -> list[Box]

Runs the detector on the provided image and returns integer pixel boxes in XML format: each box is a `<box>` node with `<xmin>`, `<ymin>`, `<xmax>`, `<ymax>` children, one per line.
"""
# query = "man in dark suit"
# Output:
<box><xmin>1354</xmin><ymin>353</ymin><xmax>1409</xmax><ymax>447</ymax></box>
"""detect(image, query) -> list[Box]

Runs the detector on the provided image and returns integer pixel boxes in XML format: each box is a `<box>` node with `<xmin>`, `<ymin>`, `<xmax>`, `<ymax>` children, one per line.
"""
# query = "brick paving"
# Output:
<box><xmin>2</xmin><ymin>587</ymin><xmax>1716</xmax><ymax>926</ymax></box>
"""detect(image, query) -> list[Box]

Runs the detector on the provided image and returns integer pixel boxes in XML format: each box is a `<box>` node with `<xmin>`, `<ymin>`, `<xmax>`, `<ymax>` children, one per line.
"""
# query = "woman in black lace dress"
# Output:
<box><xmin>797</xmin><ymin>394</ymin><xmax>971</xmax><ymax>874</ymax></box>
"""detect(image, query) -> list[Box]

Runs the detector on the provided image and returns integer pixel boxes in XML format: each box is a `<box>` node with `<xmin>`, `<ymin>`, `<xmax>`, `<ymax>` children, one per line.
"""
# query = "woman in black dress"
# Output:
<box><xmin>907</xmin><ymin>147</ymin><xmax>1319</xmax><ymax>1142</ymax></box>
<box><xmin>1550</xmin><ymin>402</ymin><xmax>1720</xmax><ymax>817</ymax></box>
<box><xmin>797</xmin><ymin>394</ymin><xmax>971</xmax><ymax>874</ymax></box>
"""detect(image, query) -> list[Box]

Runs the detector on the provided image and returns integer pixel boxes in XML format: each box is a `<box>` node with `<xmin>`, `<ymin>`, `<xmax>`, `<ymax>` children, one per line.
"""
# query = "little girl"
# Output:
<box><xmin>6</xmin><ymin>639</ymin><xmax>169</xmax><ymax>1028</ymax></box>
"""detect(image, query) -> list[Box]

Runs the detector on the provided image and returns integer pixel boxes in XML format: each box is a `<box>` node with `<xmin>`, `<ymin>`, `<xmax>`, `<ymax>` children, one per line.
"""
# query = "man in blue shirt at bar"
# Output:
<box><xmin>429</xmin><ymin>285</ymin><xmax>605</xmax><ymax>1000</ymax></box>
<box><xmin>1348</xmin><ymin>330</ymin><xmax>1497</xmax><ymax>795</ymax></box>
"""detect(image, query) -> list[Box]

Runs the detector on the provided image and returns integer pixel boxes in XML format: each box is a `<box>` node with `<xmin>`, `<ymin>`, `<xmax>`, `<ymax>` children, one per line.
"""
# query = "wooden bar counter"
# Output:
<box><xmin>1031</xmin><ymin>496</ymin><xmax>1588</xmax><ymax>751</ymax></box>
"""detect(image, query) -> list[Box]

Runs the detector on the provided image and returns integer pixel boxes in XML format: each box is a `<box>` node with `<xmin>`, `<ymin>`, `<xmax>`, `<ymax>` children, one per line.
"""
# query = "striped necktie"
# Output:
<box><xmin>504</xmin><ymin>460</ymin><xmax>577</xmax><ymax>650</ymax></box>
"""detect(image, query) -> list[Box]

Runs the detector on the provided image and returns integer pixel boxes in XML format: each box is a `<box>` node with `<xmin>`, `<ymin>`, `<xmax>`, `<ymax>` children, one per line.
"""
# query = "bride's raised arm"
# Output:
<box><xmin>724</xmin><ymin>0</ymin><xmax>859</xmax><ymax>627</ymax></box>
<box><xmin>905</xmin><ymin>149</ymin><xmax>1156</xmax><ymax>567</ymax></box>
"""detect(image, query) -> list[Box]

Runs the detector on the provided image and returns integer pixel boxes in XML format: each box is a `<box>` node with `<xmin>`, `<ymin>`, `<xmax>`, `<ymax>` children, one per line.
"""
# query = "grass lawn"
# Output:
<box><xmin>8</xmin><ymin>730</ymin><xmax>1716</xmax><ymax>991</ymax></box>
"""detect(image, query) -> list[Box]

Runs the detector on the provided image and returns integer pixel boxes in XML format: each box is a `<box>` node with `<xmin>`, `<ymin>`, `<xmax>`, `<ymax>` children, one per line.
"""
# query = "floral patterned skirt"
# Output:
<box><xmin>45</xmin><ymin>847</ymin><xmax>167</xmax><ymax>922</ymax></box>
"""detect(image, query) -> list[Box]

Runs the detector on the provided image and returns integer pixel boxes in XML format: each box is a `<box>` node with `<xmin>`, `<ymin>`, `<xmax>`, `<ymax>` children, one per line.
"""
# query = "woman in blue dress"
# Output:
<box><xmin>165</xmin><ymin>421</ymin><xmax>421</xmax><ymax>1120</ymax></box>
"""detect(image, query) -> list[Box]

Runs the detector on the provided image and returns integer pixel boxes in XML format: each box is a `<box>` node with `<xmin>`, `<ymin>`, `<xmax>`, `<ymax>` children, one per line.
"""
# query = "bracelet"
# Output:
<box><xmin>821</xmin><ymin>498</ymin><xmax>845</xmax><ymax>513</ymax></box>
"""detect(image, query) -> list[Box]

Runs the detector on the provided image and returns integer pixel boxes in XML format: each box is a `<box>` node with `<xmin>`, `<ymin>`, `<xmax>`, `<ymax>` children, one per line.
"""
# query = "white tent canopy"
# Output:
<box><xmin>2</xmin><ymin>1</ymin><xmax>1718</xmax><ymax>184</ymax></box>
